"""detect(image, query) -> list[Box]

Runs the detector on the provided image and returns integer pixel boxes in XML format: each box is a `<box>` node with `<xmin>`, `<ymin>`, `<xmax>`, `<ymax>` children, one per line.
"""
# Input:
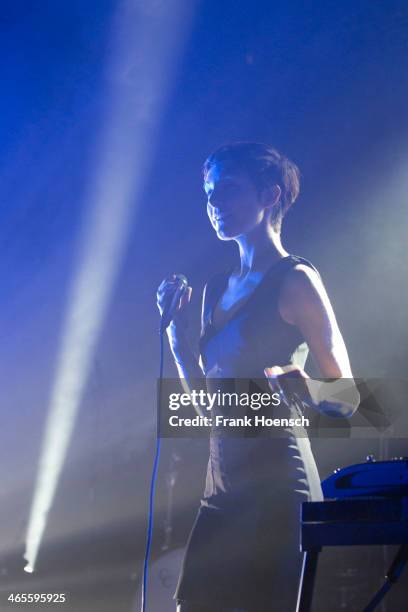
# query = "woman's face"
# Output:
<box><xmin>204</xmin><ymin>164</ymin><xmax>267</xmax><ymax>240</ymax></box>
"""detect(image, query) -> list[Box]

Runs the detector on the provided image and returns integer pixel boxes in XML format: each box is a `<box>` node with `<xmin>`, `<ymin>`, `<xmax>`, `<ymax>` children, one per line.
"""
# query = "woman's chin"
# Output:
<box><xmin>216</xmin><ymin>228</ymin><xmax>237</xmax><ymax>240</ymax></box>
<box><xmin>214</xmin><ymin>217</ymin><xmax>257</xmax><ymax>241</ymax></box>
<box><xmin>214</xmin><ymin>222</ymin><xmax>242</xmax><ymax>240</ymax></box>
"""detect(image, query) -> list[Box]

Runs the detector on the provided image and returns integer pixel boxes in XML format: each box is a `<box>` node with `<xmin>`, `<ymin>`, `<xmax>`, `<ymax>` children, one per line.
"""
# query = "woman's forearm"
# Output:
<box><xmin>166</xmin><ymin>322</ymin><xmax>204</xmax><ymax>381</ymax></box>
<box><xmin>306</xmin><ymin>378</ymin><xmax>360</xmax><ymax>418</ymax></box>
<box><xmin>166</xmin><ymin>322</ymin><xmax>207</xmax><ymax>417</ymax></box>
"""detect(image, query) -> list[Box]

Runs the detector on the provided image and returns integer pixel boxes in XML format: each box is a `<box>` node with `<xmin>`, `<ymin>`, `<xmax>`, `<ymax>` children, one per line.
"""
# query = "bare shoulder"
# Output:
<box><xmin>278</xmin><ymin>263</ymin><xmax>353</xmax><ymax>378</ymax></box>
<box><xmin>279</xmin><ymin>263</ymin><xmax>331</xmax><ymax>325</ymax></box>
<box><xmin>280</xmin><ymin>263</ymin><xmax>324</xmax><ymax>303</ymax></box>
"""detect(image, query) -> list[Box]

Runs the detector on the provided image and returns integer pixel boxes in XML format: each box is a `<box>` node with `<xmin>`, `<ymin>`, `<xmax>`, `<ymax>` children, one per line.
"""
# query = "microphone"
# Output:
<box><xmin>160</xmin><ymin>274</ymin><xmax>188</xmax><ymax>332</ymax></box>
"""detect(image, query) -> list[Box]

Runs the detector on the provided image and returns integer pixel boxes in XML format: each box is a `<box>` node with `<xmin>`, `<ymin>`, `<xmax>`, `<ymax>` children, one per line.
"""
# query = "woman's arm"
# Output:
<box><xmin>273</xmin><ymin>264</ymin><xmax>359</xmax><ymax>417</ymax></box>
<box><xmin>166</xmin><ymin>320</ymin><xmax>205</xmax><ymax>381</ymax></box>
<box><xmin>157</xmin><ymin>274</ymin><xmax>204</xmax><ymax>379</ymax></box>
<box><xmin>157</xmin><ymin>275</ymin><xmax>207</xmax><ymax>416</ymax></box>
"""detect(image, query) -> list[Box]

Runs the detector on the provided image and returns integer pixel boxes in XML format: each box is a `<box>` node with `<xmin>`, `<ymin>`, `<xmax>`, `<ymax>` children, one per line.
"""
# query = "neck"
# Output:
<box><xmin>234</xmin><ymin>223</ymin><xmax>288</xmax><ymax>277</ymax></box>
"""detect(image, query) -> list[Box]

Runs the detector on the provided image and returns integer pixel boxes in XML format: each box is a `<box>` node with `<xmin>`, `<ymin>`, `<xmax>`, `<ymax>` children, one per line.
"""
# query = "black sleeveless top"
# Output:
<box><xmin>198</xmin><ymin>254</ymin><xmax>321</xmax><ymax>510</ymax></box>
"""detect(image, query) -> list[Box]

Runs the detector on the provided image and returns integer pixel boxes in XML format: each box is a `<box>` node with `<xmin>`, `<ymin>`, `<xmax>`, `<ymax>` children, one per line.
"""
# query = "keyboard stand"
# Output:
<box><xmin>295</xmin><ymin>496</ymin><xmax>408</xmax><ymax>612</ymax></box>
<box><xmin>363</xmin><ymin>543</ymin><xmax>408</xmax><ymax>612</ymax></box>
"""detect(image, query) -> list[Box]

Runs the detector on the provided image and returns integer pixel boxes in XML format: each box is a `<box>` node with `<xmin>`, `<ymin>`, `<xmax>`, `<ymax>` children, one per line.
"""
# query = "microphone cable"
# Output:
<box><xmin>140</xmin><ymin>325</ymin><xmax>165</xmax><ymax>612</ymax></box>
<box><xmin>141</xmin><ymin>275</ymin><xmax>188</xmax><ymax>611</ymax></box>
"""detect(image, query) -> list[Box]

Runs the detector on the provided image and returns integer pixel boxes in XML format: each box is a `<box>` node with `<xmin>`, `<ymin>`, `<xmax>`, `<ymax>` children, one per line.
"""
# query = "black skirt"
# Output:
<box><xmin>174</xmin><ymin>493</ymin><xmax>304</xmax><ymax>610</ymax></box>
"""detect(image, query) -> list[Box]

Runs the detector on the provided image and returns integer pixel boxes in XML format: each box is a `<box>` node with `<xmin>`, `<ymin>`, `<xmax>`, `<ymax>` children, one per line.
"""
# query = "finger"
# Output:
<box><xmin>264</xmin><ymin>366</ymin><xmax>284</xmax><ymax>378</ymax></box>
<box><xmin>164</xmin><ymin>284</ymin><xmax>187</xmax><ymax>313</ymax></box>
<box><xmin>157</xmin><ymin>279</ymin><xmax>180</xmax><ymax>297</ymax></box>
<box><xmin>157</xmin><ymin>276</ymin><xmax>178</xmax><ymax>289</ymax></box>
<box><xmin>264</xmin><ymin>367</ymin><xmax>284</xmax><ymax>396</ymax></box>
<box><xmin>279</xmin><ymin>368</ymin><xmax>308</xmax><ymax>395</ymax></box>
<box><xmin>278</xmin><ymin>368</ymin><xmax>310</xmax><ymax>407</ymax></box>
<box><xmin>158</xmin><ymin>273</ymin><xmax>178</xmax><ymax>287</ymax></box>
<box><xmin>179</xmin><ymin>286</ymin><xmax>192</xmax><ymax>309</ymax></box>
<box><xmin>280</xmin><ymin>364</ymin><xmax>303</xmax><ymax>376</ymax></box>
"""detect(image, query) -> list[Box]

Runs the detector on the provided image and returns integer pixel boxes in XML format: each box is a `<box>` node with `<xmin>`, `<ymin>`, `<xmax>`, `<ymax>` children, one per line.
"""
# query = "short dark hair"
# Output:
<box><xmin>203</xmin><ymin>142</ymin><xmax>300</xmax><ymax>232</ymax></box>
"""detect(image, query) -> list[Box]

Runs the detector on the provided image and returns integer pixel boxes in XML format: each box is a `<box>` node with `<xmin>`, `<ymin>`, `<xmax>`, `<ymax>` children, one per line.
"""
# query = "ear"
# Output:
<box><xmin>260</xmin><ymin>184</ymin><xmax>281</xmax><ymax>209</ymax></box>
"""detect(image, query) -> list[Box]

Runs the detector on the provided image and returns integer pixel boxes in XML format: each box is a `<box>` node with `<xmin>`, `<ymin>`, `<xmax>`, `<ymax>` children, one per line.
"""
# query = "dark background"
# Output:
<box><xmin>0</xmin><ymin>0</ymin><xmax>407</xmax><ymax>610</ymax></box>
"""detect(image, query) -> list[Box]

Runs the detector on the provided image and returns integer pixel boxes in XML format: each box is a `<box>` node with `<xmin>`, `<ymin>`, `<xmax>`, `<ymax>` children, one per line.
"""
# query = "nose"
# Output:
<box><xmin>207</xmin><ymin>192</ymin><xmax>216</xmax><ymax>207</ymax></box>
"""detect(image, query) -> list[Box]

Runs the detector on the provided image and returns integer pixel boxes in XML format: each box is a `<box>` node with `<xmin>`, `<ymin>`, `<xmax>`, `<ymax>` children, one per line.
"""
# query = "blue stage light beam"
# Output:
<box><xmin>23</xmin><ymin>0</ymin><xmax>195</xmax><ymax>572</ymax></box>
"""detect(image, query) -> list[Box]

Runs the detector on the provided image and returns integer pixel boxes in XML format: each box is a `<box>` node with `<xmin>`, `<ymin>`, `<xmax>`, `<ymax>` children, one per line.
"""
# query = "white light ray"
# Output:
<box><xmin>24</xmin><ymin>0</ymin><xmax>195</xmax><ymax>570</ymax></box>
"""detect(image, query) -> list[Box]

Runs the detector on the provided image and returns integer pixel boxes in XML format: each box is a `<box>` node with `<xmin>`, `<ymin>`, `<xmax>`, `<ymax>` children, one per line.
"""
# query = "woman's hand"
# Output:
<box><xmin>156</xmin><ymin>274</ymin><xmax>204</xmax><ymax>385</ymax></box>
<box><xmin>264</xmin><ymin>365</ymin><xmax>359</xmax><ymax>417</ymax></box>
<box><xmin>264</xmin><ymin>365</ymin><xmax>316</xmax><ymax>409</ymax></box>
<box><xmin>156</xmin><ymin>273</ymin><xmax>193</xmax><ymax>330</ymax></box>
